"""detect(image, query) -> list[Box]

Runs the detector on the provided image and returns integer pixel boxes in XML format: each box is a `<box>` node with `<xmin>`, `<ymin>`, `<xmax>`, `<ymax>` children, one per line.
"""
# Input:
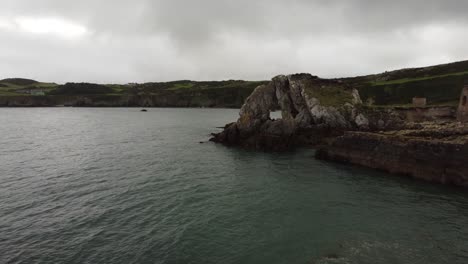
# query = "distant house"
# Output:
<box><xmin>457</xmin><ymin>85</ymin><xmax>468</xmax><ymax>122</ymax></box>
<box><xmin>412</xmin><ymin>97</ymin><xmax>427</xmax><ymax>107</ymax></box>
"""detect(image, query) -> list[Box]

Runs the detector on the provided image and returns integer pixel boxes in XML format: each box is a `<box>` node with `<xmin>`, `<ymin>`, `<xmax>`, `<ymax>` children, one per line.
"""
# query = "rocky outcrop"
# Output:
<box><xmin>209</xmin><ymin>72</ymin><xmax>467</xmax><ymax>188</ymax></box>
<box><xmin>211</xmin><ymin>74</ymin><xmax>380</xmax><ymax>150</ymax></box>
<box><xmin>316</xmin><ymin>122</ymin><xmax>468</xmax><ymax>187</ymax></box>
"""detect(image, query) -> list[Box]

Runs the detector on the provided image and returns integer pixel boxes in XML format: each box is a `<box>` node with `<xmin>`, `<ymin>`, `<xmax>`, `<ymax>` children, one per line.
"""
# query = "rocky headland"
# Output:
<box><xmin>210</xmin><ymin>73</ymin><xmax>455</xmax><ymax>149</ymax></box>
<box><xmin>211</xmin><ymin>73</ymin><xmax>468</xmax><ymax>187</ymax></box>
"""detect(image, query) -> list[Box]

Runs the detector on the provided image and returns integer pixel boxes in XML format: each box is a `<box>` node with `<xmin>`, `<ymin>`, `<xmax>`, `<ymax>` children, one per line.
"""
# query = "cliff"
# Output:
<box><xmin>0</xmin><ymin>93</ymin><xmax>254</xmax><ymax>108</ymax></box>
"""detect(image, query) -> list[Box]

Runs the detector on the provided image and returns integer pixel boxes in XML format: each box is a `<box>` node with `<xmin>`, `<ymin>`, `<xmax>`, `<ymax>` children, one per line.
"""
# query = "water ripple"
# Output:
<box><xmin>1</xmin><ymin>108</ymin><xmax>468</xmax><ymax>264</ymax></box>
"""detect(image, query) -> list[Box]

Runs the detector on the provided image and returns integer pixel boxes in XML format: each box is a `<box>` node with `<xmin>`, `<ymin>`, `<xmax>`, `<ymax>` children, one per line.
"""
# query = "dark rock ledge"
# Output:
<box><xmin>316</xmin><ymin>123</ymin><xmax>468</xmax><ymax>187</ymax></box>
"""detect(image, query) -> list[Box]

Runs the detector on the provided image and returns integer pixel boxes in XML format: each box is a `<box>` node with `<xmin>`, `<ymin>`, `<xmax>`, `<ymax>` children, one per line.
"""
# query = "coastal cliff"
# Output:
<box><xmin>0</xmin><ymin>93</ymin><xmax>252</xmax><ymax>108</ymax></box>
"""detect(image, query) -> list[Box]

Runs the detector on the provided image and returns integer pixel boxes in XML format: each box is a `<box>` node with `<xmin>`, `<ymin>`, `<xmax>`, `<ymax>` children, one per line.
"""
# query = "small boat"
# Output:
<box><xmin>141</xmin><ymin>109</ymin><xmax>148</xmax><ymax>112</ymax></box>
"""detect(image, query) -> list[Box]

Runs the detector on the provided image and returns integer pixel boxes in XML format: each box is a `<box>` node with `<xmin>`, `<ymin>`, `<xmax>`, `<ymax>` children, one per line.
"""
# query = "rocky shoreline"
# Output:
<box><xmin>211</xmin><ymin>73</ymin><xmax>468</xmax><ymax>188</ymax></box>
<box><xmin>316</xmin><ymin>122</ymin><xmax>468</xmax><ymax>187</ymax></box>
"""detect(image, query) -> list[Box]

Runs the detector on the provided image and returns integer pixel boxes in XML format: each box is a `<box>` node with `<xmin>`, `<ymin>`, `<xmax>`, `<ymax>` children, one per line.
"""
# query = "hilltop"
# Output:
<box><xmin>0</xmin><ymin>78</ymin><xmax>39</xmax><ymax>86</ymax></box>
<box><xmin>1</xmin><ymin>59</ymin><xmax>468</xmax><ymax>107</ymax></box>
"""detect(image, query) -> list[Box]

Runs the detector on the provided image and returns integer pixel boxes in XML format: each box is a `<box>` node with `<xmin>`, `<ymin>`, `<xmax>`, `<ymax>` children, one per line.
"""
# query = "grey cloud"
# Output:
<box><xmin>1</xmin><ymin>0</ymin><xmax>468</xmax><ymax>82</ymax></box>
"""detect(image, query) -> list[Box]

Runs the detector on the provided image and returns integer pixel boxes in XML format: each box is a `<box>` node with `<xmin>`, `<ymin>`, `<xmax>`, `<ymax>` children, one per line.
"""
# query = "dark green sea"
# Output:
<box><xmin>1</xmin><ymin>108</ymin><xmax>468</xmax><ymax>264</ymax></box>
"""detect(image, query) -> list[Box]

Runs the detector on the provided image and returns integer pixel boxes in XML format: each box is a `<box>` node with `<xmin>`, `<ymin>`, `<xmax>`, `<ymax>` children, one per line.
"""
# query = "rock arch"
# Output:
<box><xmin>211</xmin><ymin>74</ymin><xmax>367</xmax><ymax>150</ymax></box>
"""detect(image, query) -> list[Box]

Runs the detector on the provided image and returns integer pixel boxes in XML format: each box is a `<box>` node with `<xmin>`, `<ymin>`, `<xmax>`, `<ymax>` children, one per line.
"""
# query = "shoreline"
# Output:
<box><xmin>315</xmin><ymin>122</ymin><xmax>468</xmax><ymax>188</ymax></box>
<box><xmin>0</xmin><ymin>105</ymin><xmax>242</xmax><ymax>109</ymax></box>
<box><xmin>211</xmin><ymin>73</ymin><xmax>468</xmax><ymax>188</ymax></box>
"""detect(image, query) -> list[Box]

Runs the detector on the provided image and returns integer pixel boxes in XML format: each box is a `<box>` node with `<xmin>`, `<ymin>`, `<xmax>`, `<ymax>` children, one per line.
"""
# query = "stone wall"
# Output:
<box><xmin>395</xmin><ymin>106</ymin><xmax>456</xmax><ymax>123</ymax></box>
<box><xmin>458</xmin><ymin>86</ymin><xmax>468</xmax><ymax>122</ymax></box>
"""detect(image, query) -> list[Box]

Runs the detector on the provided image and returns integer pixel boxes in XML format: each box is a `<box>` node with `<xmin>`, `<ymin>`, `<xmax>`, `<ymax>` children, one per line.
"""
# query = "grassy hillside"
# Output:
<box><xmin>341</xmin><ymin>60</ymin><xmax>468</xmax><ymax>106</ymax></box>
<box><xmin>131</xmin><ymin>80</ymin><xmax>266</xmax><ymax>108</ymax></box>
<box><xmin>0</xmin><ymin>78</ymin><xmax>58</xmax><ymax>96</ymax></box>
<box><xmin>0</xmin><ymin>78</ymin><xmax>266</xmax><ymax>107</ymax></box>
<box><xmin>1</xmin><ymin>59</ymin><xmax>468</xmax><ymax>107</ymax></box>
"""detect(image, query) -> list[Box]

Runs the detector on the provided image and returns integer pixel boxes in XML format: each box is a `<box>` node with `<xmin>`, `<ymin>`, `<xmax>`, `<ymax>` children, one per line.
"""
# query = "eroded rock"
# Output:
<box><xmin>211</xmin><ymin>74</ymin><xmax>364</xmax><ymax>150</ymax></box>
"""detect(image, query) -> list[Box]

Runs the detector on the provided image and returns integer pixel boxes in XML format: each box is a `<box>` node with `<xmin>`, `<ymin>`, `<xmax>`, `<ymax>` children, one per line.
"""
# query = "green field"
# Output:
<box><xmin>341</xmin><ymin>60</ymin><xmax>468</xmax><ymax>106</ymax></box>
<box><xmin>370</xmin><ymin>71</ymin><xmax>468</xmax><ymax>86</ymax></box>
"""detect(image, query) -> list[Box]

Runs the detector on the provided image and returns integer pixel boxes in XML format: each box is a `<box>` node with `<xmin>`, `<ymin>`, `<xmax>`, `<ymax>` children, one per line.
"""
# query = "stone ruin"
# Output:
<box><xmin>457</xmin><ymin>85</ymin><xmax>468</xmax><ymax>123</ymax></box>
<box><xmin>412</xmin><ymin>97</ymin><xmax>427</xmax><ymax>107</ymax></box>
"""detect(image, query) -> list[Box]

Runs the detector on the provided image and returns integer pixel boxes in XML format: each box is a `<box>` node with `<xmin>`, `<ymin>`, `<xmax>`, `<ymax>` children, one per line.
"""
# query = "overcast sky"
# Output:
<box><xmin>1</xmin><ymin>0</ymin><xmax>468</xmax><ymax>83</ymax></box>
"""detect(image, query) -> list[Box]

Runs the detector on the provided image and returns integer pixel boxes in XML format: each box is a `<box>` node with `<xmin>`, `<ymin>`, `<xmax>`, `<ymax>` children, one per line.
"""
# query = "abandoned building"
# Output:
<box><xmin>412</xmin><ymin>97</ymin><xmax>427</xmax><ymax>107</ymax></box>
<box><xmin>457</xmin><ymin>85</ymin><xmax>468</xmax><ymax>122</ymax></box>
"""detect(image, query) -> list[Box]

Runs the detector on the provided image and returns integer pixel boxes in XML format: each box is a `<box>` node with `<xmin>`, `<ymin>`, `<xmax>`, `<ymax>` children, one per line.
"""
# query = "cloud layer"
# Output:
<box><xmin>1</xmin><ymin>0</ymin><xmax>468</xmax><ymax>83</ymax></box>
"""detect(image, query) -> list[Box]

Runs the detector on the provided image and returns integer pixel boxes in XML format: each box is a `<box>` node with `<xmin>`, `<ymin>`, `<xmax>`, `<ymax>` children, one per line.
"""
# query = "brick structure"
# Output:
<box><xmin>457</xmin><ymin>85</ymin><xmax>468</xmax><ymax>122</ymax></box>
<box><xmin>412</xmin><ymin>97</ymin><xmax>427</xmax><ymax>107</ymax></box>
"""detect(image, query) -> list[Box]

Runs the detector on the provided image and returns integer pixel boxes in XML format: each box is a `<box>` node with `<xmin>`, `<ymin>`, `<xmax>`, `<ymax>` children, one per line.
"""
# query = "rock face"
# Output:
<box><xmin>211</xmin><ymin>74</ymin><xmax>366</xmax><ymax>150</ymax></box>
<box><xmin>316</xmin><ymin>123</ymin><xmax>468</xmax><ymax>187</ymax></box>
